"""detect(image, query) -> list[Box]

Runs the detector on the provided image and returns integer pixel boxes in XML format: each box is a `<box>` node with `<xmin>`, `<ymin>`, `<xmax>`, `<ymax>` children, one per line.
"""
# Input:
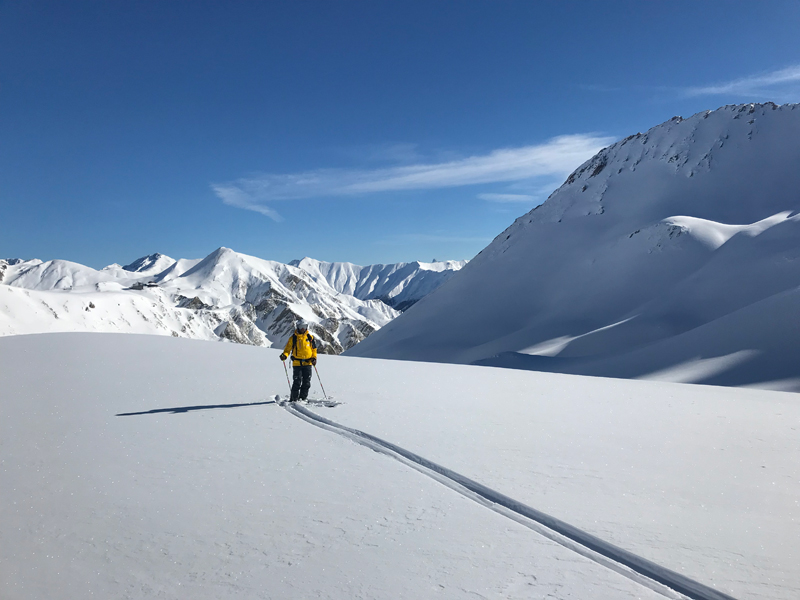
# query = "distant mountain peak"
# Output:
<box><xmin>289</xmin><ymin>256</ymin><xmax>468</xmax><ymax>311</ymax></box>
<box><xmin>122</xmin><ymin>253</ymin><xmax>176</xmax><ymax>274</ymax></box>
<box><xmin>2</xmin><ymin>247</ymin><xmax>467</xmax><ymax>353</ymax></box>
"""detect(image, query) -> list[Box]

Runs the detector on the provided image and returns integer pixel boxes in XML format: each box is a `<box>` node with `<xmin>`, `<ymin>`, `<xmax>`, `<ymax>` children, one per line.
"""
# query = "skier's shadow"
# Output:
<box><xmin>117</xmin><ymin>400</ymin><xmax>276</xmax><ymax>416</ymax></box>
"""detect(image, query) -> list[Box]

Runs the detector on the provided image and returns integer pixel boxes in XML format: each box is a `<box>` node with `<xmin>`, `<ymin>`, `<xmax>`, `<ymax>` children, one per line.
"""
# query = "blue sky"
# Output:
<box><xmin>2</xmin><ymin>1</ymin><xmax>800</xmax><ymax>268</ymax></box>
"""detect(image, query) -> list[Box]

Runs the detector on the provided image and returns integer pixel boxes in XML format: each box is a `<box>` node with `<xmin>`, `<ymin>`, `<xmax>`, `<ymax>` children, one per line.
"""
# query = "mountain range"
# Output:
<box><xmin>0</xmin><ymin>250</ymin><xmax>465</xmax><ymax>353</ymax></box>
<box><xmin>290</xmin><ymin>257</ymin><xmax>467</xmax><ymax>311</ymax></box>
<box><xmin>348</xmin><ymin>102</ymin><xmax>800</xmax><ymax>390</ymax></box>
<box><xmin>6</xmin><ymin>102</ymin><xmax>800</xmax><ymax>390</ymax></box>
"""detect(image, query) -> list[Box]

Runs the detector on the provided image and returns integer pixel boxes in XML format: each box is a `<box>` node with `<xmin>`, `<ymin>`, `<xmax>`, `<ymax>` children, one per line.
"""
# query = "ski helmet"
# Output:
<box><xmin>296</xmin><ymin>320</ymin><xmax>309</xmax><ymax>331</ymax></box>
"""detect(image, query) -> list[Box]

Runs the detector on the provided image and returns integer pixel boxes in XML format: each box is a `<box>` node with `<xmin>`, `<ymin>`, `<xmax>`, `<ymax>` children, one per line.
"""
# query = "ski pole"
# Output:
<box><xmin>313</xmin><ymin>364</ymin><xmax>329</xmax><ymax>401</ymax></box>
<box><xmin>282</xmin><ymin>359</ymin><xmax>292</xmax><ymax>395</ymax></box>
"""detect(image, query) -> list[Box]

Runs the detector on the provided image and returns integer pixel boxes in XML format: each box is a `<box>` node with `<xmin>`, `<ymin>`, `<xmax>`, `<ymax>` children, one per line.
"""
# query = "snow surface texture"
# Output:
<box><xmin>348</xmin><ymin>102</ymin><xmax>800</xmax><ymax>391</ymax></box>
<box><xmin>284</xmin><ymin>403</ymin><xmax>733</xmax><ymax>600</ymax></box>
<box><xmin>0</xmin><ymin>250</ymin><xmax>461</xmax><ymax>354</ymax></box>
<box><xmin>2</xmin><ymin>333</ymin><xmax>798</xmax><ymax>599</ymax></box>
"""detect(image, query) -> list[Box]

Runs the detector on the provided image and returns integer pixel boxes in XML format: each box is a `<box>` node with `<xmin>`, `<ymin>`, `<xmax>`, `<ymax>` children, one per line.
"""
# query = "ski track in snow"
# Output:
<box><xmin>5</xmin><ymin>334</ymin><xmax>793</xmax><ymax>599</ymax></box>
<box><xmin>284</xmin><ymin>402</ymin><xmax>738</xmax><ymax>600</ymax></box>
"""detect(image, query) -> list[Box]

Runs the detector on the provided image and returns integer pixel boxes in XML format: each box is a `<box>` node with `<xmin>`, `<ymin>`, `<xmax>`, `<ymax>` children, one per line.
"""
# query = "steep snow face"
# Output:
<box><xmin>153</xmin><ymin>257</ymin><xmax>203</xmax><ymax>282</ymax></box>
<box><xmin>347</xmin><ymin>102</ymin><xmax>800</xmax><ymax>389</ymax></box>
<box><xmin>0</xmin><ymin>259</ymin><xmax>37</xmax><ymax>284</ymax></box>
<box><xmin>1</xmin><ymin>248</ymin><xmax>399</xmax><ymax>353</ymax></box>
<box><xmin>291</xmin><ymin>257</ymin><xmax>467</xmax><ymax>311</ymax></box>
<box><xmin>121</xmin><ymin>253</ymin><xmax>176</xmax><ymax>274</ymax></box>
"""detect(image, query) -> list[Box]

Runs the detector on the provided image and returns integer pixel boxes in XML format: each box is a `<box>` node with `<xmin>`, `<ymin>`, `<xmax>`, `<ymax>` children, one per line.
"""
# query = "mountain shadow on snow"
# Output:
<box><xmin>347</xmin><ymin>102</ymin><xmax>800</xmax><ymax>391</ymax></box>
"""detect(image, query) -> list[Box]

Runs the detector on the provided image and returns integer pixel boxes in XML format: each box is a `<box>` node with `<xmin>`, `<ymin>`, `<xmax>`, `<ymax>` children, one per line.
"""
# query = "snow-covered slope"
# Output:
<box><xmin>1</xmin><ymin>258</ymin><xmax>119</xmax><ymax>291</ymax></box>
<box><xmin>291</xmin><ymin>257</ymin><xmax>467</xmax><ymax>311</ymax></box>
<box><xmin>348</xmin><ymin>102</ymin><xmax>800</xmax><ymax>390</ymax></box>
<box><xmin>2</xmin><ymin>333</ymin><xmax>797</xmax><ymax>599</ymax></box>
<box><xmin>0</xmin><ymin>248</ymin><xmax>400</xmax><ymax>353</ymax></box>
<box><xmin>121</xmin><ymin>252</ymin><xmax>176</xmax><ymax>274</ymax></box>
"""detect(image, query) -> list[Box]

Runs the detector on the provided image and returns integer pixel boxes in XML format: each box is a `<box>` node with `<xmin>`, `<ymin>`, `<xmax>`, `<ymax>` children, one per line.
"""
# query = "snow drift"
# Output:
<box><xmin>347</xmin><ymin>102</ymin><xmax>800</xmax><ymax>390</ymax></box>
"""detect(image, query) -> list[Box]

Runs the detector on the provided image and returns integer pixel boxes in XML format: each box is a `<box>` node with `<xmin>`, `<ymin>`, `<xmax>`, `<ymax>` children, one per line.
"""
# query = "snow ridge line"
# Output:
<box><xmin>285</xmin><ymin>402</ymin><xmax>738</xmax><ymax>600</ymax></box>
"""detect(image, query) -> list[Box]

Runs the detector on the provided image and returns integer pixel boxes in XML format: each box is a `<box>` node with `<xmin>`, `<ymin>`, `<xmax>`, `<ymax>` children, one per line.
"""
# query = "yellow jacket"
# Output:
<box><xmin>283</xmin><ymin>331</ymin><xmax>318</xmax><ymax>366</ymax></box>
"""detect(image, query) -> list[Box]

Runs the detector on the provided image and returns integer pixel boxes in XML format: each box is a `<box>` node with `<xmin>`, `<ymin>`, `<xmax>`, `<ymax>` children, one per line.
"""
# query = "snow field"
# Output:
<box><xmin>312</xmin><ymin>357</ymin><xmax>800</xmax><ymax>600</ymax></box>
<box><xmin>2</xmin><ymin>333</ymin><xmax>679</xmax><ymax>600</ymax></box>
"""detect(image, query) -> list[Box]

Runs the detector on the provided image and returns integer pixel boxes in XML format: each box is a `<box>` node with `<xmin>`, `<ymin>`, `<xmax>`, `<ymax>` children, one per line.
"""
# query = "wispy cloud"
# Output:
<box><xmin>212</xmin><ymin>134</ymin><xmax>613</xmax><ymax>221</ymax></box>
<box><xmin>685</xmin><ymin>64</ymin><xmax>800</xmax><ymax>97</ymax></box>
<box><xmin>477</xmin><ymin>193</ymin><xmax>537</xmax><ymax>203</ymax></box>
<box><xmin>478</xmin><ymin>179</ymin><xmax>566</xmax><ymax>206</ymax></box>
<box><xmin>212</xmin><ymin>185</ymin><xmax>284</xmax><ymax>221</ymax></box>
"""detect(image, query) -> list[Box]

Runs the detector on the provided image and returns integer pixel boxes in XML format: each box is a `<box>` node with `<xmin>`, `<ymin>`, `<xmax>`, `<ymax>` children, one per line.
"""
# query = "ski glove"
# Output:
<box><xmin>279</xmin><ymin>353</ymin><xmax>288</xmax><ymax>361</ymax></box>
<box><xmin>311</xmin><ymin>358</ymin><xmax>317</xmax><ymax>366</ymax></box>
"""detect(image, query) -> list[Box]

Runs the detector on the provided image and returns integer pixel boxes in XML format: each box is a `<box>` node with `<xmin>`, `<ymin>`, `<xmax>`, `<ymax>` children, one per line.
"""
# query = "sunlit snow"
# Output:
<box><xmin>2</xmin><ymin>333</ymin><xmax>797</xmax><ymax>599</ymax></box>
<box><xmin>349</xmin><ymin>103</ymin><xmax>800</xmax><ymax>391</ymax></box>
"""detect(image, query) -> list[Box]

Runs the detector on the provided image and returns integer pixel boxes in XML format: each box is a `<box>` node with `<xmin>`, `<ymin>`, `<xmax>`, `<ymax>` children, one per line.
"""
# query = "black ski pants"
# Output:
<box><xmin>291</xmin><ymin>364</ymin><xmax>312</xmax><ymax>401</ymax></box>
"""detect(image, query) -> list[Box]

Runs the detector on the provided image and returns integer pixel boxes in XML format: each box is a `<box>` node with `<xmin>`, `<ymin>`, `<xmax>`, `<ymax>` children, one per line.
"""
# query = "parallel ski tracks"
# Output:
<box><xmin>284</xmin><ymin>401</ymin><xmax>739</xmax><ymax>600</ymax></box>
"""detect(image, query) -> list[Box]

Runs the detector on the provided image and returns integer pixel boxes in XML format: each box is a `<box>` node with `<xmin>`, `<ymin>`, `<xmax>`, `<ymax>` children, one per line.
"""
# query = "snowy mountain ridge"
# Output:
<box><xmin>121</xmin><ymin>252</ymin><xmax>176</xmax><ymax>274</ymax></box>
<box><xmin>0</xmin><ymin>249</ymin><xmax>464</xmax><ymax>352</ymax></box>
<box><xmin>290</xmin><ymin>257</ymin><xmax>468</xmax><ymax>311</ymax></box>
<box><xmin>348</xmin><ymin>102</ymin><xmax>800</xmax><ymax>390</ymax></box>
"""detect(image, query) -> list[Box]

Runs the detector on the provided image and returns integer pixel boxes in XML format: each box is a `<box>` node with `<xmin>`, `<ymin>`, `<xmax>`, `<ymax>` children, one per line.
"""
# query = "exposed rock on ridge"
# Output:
<box><xmin>1</xmin><ymin>248</ymin><xmax>462</xmax><ymax>354</ymax></box>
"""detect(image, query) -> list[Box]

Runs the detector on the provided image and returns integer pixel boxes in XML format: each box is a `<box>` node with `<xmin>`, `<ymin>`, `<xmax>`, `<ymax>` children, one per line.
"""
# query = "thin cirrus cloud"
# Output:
<box><xmin>685</xmin><ymin>64</ymin><xmax>800</xmax><ymax>97</ymax></box>
<box><xmin>477</xmin><ymin>193</ymin><xmax>536</xmax><ymax>203</ymax></box>
<box><xmin>212</xmin><ymin>134</ymin><xmax>614</xmax><ymax>221</ymax></box>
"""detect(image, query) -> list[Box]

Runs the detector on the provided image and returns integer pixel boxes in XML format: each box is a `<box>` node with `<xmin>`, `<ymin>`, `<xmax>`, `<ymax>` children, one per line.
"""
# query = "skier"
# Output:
<box><xmin>279</xmin><ymin>320</ymin><xmax>317</xmax><ymax>402</ymax></box>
